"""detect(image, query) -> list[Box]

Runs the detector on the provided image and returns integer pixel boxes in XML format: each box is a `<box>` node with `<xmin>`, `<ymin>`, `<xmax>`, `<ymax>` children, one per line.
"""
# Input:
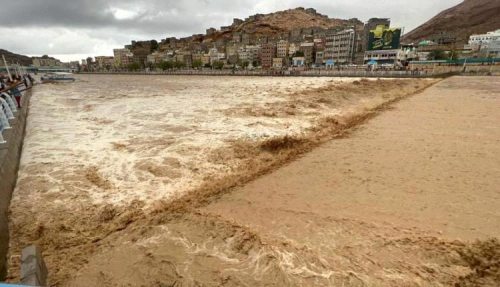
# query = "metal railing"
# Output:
<box><xmin>83</xmin><ymin>69</ymin><xmax>437</xmax><ymax>78</ymax></box>
<box><xmin>0</xmin><ymin>77</ymin><xmax>31</xmax><ymax>148</ymax></box>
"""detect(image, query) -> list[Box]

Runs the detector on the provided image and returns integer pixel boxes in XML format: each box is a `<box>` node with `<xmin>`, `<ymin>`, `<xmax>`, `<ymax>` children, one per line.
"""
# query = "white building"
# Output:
<box><xmin>468</xmin><ymin>30</ymin><xmax>500</xmax><ymax>45</ymax></box>
<box><xmin>324</xmin><ymin>29</ymin><xmax>357</xmax><ymax>65</ymax></box>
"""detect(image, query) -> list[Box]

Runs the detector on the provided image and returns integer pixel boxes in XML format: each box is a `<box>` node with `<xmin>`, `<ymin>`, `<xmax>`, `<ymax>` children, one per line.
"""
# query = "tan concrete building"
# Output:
<box><xmin>32</xmin><ymin>56</ymin><xmax>62</xmax><ymax>68</ymax></box>
<box><xmin>95</xmin><ymin>56</ymin><xmax>114</xmax><ymax>69</ymax></box>
<box><xmin>113</xmin><ymin>48</ymin><xmax>133</xmax><ymax>68</ymax></box>
<box><xmin>272</xmin><ymin>58</ymin><xmax>285</xmax><ymax>68</ymax></box>
<box><xmin>146</xmin><ymin>52</ymin><xmax>165</xmax><ymax>65</ymax></box>
<box><xmin>125</xmin><ymin>41</ymin><xmax>152</xmax><ymax>67</ymax></box>
<box><xmin>277</xmin><ymin>40</ymin><xmax>289</xmax><ymax>58</ymax></box>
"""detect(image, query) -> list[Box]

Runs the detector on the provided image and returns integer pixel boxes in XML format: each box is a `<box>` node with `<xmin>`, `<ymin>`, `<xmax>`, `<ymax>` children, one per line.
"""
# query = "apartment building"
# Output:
<box><xmin>125</xmin><ymin>41</ymin><xmax>152</xmax><ymax>67</ymax></box>
<box><xmin>277</xmin><ymin>40</ymin><xmax>289</xmax><ymax>58</ymax></box>
<box><xmin>325</xmin><ymin>29</ymin><xmax>357</xmax><ymax>65</ymax></box>
<box><xmin>95</xmin><ymin>56</ymin><xmax>114</xmax><ymax>69</ymax></box>
<box><xmin>113</xmin><ymin>48</ymin><xmax>133</xmax><ymax>68</ymax></box>
<box><xmin>260</xmin><ymin>44</ymin><xmax>276</xmax><ymax>68</ymax></box>
<box><xmin>246</xmin><ymin>45</ymin><xmax>262</xmax><ymax>63</ymax></box>
<box><xmin>299</xmin><ymin>42</ymin><xmax>315</xmax><ymax>64</ymax></box>
<box><xmin>32</xmin><ymin>56</ymin><xmax>62</xmax><ymax>68</ymax></box>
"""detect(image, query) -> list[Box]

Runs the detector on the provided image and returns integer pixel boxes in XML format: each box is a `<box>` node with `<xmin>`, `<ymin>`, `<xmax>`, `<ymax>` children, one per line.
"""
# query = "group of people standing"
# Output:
<box><xmin>0</xmin><ymin>72</ymin><xmax>33</xmax><ymax>143</ymax></box>
<box><xmin>0</xmin><ymin>73</ymin><xmax>33</xmax><ymax>108</ymax></box>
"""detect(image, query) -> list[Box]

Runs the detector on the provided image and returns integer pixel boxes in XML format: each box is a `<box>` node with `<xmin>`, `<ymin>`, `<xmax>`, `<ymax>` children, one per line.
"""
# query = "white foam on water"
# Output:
<box><xmin>16</xmin><ymin>75</ymin><xmax>358</xmax><ymax>207</ymax></box>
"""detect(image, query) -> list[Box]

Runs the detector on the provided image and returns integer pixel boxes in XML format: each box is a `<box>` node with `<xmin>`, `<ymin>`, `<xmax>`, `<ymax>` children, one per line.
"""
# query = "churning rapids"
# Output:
<box><xmin>7</xmin><ymin>74</ymin><xmax>444</xmax><ymax>286</ymax></box>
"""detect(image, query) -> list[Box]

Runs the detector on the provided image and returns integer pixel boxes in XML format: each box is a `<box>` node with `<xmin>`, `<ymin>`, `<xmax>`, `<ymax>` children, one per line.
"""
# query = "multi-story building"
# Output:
<box><xmin>272</xmin><ymin>58</ymin><xmax>285</xmax><ymax>69</ymax></box>
<box><xmin>232</xmin><ymin>33</ymin><xmax>242</xmax><ymax>43</ymax></box>
<box><xmin>242</xmin><ymin>33</ymin><xmax>254</xmax><ymax>45</ymax></box>
<box><xmin>125</xmin><ymin>41</ymin><xmax>152</xmax><ymax>67</ymax></box>
<box><xmin>289</xmin><ymin>43</ymin><xmax>299</xmax><ymax>57</ymax></box>
<box><xmin>246</xmin><ymin>45</ymin><xmax>262</xmax><ymax>63</ymax></box>
<box><xmin>256</xmin><ymin>36</ymin><xmax>269</xmax><ymax>45</ymax></box>
<box><xmin>239</xmin><ymin>51</ymin><xmax>250</xmax><ymax>63</ymax></box>
<box><xmin>206</xmin><ymin>28</ymin><xmax>216</xmax><ymax>35</ymax></box>
<box><xmin>209</xmin><ymin>48</ymin><xmax>226</xmax><ymax>64</ymax></box>
<box><xmin>325</xmin><ymin>29</ymin><xmax>357</xmax><ymax>65</ymax></box>
<box><xmin>363</xmin><ymin>49</ymin><xmax>398</xmax><ymax>65</ymax></box>
<box><xmin>431</xmin><ymin>32</ymin><xmax>457</xmax><ymax>45</ymax></box>
<box><xmin>299</xmin><ymin>42</ymin><xmax>315</xmax><ymax>64</ymax></box>
<box><xmin>32</xmin><ymin>56</ymin><xmax>62</xmax><ymax>68</ymax></box>
<box><xmin>192</xmin><ymin>53</ymin><xmax>203</xmax><ymax>63</ymax></box>
<box><xmin>277</xmin><ymin>40</ymin><xmax>289</xmax><ymax>58</ymax></box>
<box><xmin>146</xmin><ymin>52</ymin><xmax>165</xmax><ymax>65</ymax></box>
<box><xmin>95</xmin><ymin>56</ymin><xmax>114</xmax><ymax>69</ymax></box>
<box><xmin>226</xmin><ymin>44</ymin><xmax>240</xmax><ymax>57</ymax></box>
<box><xmin>260</xmin><ymin>44</ymin><xmax>276</xmax><ymax>68</ymax></box>
<box><xmin>468</xmin><ymin>29</ymin><xmax>500</xmax><ymax>46</ymax></box>
<box><xmin>201</xmin><ymin>54</ymin><xmax>211</xmax><ymax>66</ymax></box>
<box><xmin>315</xmin><ymin>50</ymin><xmax>324</xmax><ymax>65</ymax></box>
<box><xmin>113</xmin><ymin>48</ymin><xmax>133</xmax><ymax>68</ymax></box>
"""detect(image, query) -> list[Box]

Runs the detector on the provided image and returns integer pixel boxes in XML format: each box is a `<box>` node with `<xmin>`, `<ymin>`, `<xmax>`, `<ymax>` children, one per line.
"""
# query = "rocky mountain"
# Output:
<box><xmin>206</xmin><ymin>7</ymin><xmax>363</xmax><ymax>40</ymax></box>
<box><xmin>237</xmin><ymin>7</ymin><xmax>362</xmax><ymax>34</ymax></box>
<box><xmin>403</xmin><ymin>0</ymin><xmax>500</xmax><ymax>45</ymax></box>
<box><xmin>0</xmin><ymin>49</ymin><xmax>32</xmax><ymax>66</ymax></box>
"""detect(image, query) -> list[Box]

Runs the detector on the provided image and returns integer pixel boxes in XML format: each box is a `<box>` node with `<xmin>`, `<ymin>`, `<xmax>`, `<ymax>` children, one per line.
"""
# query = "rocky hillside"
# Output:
<box><xmin>206</xmin><ymin>7</ymin><xmax>363</xmax><ymax>41</ymax></box>
<box><xmin>403</xmin><ymin>0</ymin><xmax>500</xmax><ymax>45</ymax></box>
<box><xmin>236</xmin><ymin>8</ymin><xmax>362</xmax><ymax>35</ymax></box>
<box><xmin>0</xmin><ymin>49</ymin><xmax>32</xmax><ymax>66</ymax></box>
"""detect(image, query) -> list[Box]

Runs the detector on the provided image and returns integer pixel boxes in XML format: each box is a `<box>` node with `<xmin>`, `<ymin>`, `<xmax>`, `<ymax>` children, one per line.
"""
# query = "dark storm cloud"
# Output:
<box><xmin>0</xmin><ymin>0</ymin><xmax>463</xmax><ymax>61</ymax></box>
<box><xmin>0</xmin><ymin>0</ymin><xmax>256</xmax><ymax>35</ymax></box>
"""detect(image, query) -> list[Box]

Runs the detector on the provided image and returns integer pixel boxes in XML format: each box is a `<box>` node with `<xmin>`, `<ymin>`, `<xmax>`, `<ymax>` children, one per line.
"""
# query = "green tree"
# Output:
<box><xmin>212</xmin><ymin>61</ymin><xmax>224</xmax><ymax>69</ymax></box>
<box><xmin>174</xmin><ymin>61</ymin><xmax>186</xmax><ymax>69</ymax></box>
<box><xmin>150</xmin><ymin>40</ymin><xmax>159</xmax><ymax>52</ymax></box>
<box><xmin>192</xmin><ymin>60</ymin><xmax>203</xmax><ymax>68</ymax></box>
<box><xmin>204</xmin><ymin>63</ymin><xmax>212</xmax><ymax>68</ymax></box>
<box><xmin>126</xmin><ymin>62</ymin><xmax>142</xmax><ymax>71</ymax></box>
<box><xmin>147</xmin><ymin>62</ymin><xmax>155</xmax><ymax>69</ymax></box>
<box><xmin>428</xmin><ymin>50</ymin><xmax>449</xmax><ymax>60</ymax></box>
<box><xmin>241</xmin><ymin>61</ymin><xmax>249</xmax><ymax>68</ymax></box>
<box><xmin>157</xmin><ymin>61</ymin><xmax>173</xmax><ymax>70</ymax></box>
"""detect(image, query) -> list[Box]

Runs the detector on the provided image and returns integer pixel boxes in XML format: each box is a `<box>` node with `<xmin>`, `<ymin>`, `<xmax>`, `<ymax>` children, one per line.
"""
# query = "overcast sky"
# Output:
<box><xmin>0</xmin><ymin>0</ymin><xmax>462</xmax><ymax>62</ymax></box>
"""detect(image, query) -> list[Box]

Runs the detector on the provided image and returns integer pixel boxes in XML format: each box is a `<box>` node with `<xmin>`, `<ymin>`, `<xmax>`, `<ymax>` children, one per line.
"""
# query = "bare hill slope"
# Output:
<box><xmin>403</xmin><ymin>0</ymin><xmax>500</xmax><ymax>44</ymax></box>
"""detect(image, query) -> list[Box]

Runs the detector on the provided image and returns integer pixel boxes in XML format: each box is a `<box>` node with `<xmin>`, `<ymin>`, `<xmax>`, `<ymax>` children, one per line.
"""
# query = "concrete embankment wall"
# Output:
<box><xmin>0</xmin><ymin>90</ymin><xmax>31</xmax><ymax>280</ymax></box>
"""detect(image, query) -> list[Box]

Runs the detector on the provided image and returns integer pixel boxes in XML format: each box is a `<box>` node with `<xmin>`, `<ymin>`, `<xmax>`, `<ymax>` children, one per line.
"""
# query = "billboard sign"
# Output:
<box><xmin>368</xmin><ymin>25</ymin><xmax>402</xmax><ymax>51</ymax></box>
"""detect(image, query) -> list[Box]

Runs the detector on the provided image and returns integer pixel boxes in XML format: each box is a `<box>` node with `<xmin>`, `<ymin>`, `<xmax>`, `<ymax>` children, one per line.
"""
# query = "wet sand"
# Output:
<box><xmin>8</xmin><ymin>75</ymin><xmax>453</xmax><ymax>285</ymax></box>
<box><xmin>64</xmin><ymin>76</ymin><xmax>500</xmax><ymax>286</ymax></box>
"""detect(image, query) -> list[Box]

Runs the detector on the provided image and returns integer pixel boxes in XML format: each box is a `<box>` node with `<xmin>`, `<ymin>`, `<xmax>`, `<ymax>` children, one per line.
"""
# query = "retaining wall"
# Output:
<box><xmin>0</xmin><ymin>90</ymin><xmax>31</xmax><ymax>280</ymax></box>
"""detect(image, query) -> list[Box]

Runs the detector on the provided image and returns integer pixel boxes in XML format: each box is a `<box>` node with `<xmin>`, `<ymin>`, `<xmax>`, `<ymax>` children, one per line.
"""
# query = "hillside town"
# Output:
<box><xmin>13</xmin><ymin>7</ymin><xmax>500</xmax><ymax>73</ymax></box>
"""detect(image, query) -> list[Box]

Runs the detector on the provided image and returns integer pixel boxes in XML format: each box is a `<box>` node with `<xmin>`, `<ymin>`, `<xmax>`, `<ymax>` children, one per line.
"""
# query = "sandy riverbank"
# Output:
<box><xmin>8</xmin><ymin>75</ymin><xmax>440</xmax><ymax>285</ymax></box>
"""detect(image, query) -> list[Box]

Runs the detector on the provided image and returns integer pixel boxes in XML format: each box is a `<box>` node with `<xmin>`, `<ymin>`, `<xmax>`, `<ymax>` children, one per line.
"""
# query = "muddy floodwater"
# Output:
<box><xmin>15</xmin><ymin>75</ymin><xmax>348</xmax><ymax>206</ymax></box>
<box><xmin>8</xmin><ymin>75</ymin><xmax>446</xmax><ymax>285</ymax></box>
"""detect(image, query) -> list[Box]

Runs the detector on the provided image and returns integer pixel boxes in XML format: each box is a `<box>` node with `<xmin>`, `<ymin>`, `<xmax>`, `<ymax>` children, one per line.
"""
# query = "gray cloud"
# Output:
<box><xmin>0</xmin><ymin>0</ymin><xmax>463</xmax><ymax>61</ymax></box>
